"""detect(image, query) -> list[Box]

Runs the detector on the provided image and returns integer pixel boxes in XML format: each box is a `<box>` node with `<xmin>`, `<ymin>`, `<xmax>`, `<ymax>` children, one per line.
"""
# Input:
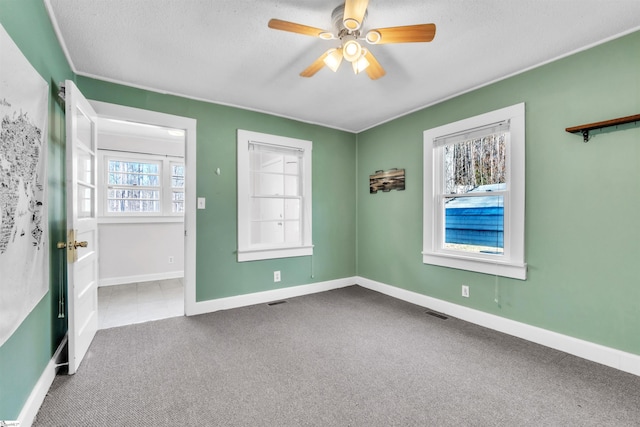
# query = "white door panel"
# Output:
<box><xmin>65</xmin><ymin>80</ymin><xmax>99</xmax><ymax>375</ymax></box>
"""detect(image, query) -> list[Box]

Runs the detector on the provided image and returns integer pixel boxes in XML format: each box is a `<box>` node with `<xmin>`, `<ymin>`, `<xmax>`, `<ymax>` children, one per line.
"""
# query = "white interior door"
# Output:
<box><xmin>65</xmin><ymin>80</ymin><xmax>99</xmax><ymax>375</ymax></box>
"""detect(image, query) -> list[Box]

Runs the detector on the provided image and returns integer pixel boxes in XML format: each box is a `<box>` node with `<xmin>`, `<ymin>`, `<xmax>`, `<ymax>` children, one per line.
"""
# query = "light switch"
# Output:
<box><xmin>197</xmin><ymin>197</ymin><xmax>206</xmax><ymax>209</ymax></box>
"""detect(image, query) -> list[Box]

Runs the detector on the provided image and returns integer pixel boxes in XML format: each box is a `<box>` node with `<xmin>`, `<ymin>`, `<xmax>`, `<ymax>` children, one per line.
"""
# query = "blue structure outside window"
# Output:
<box><xmin>444</xmin><ymin>184</ymin><xmax>504</xmax><ymax>254</ymax></box>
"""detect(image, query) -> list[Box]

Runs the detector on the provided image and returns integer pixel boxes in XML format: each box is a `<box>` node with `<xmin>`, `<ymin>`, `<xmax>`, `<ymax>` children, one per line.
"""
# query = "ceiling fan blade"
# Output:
<box><xmin>363</xmin><ymin>50</ymin><xmax>385</xmax><ymax>80</ymax></box>
<box><xmin>268</xmin><ymin>18</ymin><xmax>330</xmax><ymax>38</ymax></box>
<box><xmin>366</xmin><ymin>23</ymin><xmax>436</xmax><ymax>44</ymax></box>
<box><xmin>300</xmin><ymin>50</ymin><xmax>332</xmax><ymax>78</ymax></box>
<box><xmin>343</xmin><ymin>0</ymin><xmax>369</xmax><ymax>30</ymax></box>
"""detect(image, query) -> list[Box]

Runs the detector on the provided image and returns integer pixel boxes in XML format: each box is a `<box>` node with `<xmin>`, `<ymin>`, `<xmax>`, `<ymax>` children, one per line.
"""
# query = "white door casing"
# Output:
<box><xmin>65</xmin><ymin>80</ymin><xmax>99</xmax><ymax>375</ymax></box>
<box><xmin>89</xmin><ymin>100</ymin><xmax>197</xmax><ymax>316</ymax></box>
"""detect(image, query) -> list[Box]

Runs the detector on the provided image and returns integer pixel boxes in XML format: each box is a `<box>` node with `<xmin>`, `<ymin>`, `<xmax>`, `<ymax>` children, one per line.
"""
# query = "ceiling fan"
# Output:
<box><xmin>268</xmin><ymin>0</ymin><xmax>436</xmax><ymax>80</ymax></box>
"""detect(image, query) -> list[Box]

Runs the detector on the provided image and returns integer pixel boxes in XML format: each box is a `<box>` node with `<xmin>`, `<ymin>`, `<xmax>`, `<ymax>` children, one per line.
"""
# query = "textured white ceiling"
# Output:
<box><xmin>46</xmin><ymin>0</ymin><xmax>640</xmax><ymax>132</ymax></box>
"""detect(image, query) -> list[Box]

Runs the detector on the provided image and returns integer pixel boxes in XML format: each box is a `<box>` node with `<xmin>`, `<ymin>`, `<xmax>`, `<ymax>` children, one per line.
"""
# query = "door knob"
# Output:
<box><xmin>73</xmin><ymin>241</ymin><xmax>88</xmax><ymax>249</ymax></box>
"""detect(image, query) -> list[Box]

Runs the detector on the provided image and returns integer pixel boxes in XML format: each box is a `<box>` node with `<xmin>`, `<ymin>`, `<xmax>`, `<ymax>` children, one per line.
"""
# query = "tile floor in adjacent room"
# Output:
<box><xmin>97</xmin><ymin>278</ymin><xmax>184</xmax><ymax>329</ymax></box>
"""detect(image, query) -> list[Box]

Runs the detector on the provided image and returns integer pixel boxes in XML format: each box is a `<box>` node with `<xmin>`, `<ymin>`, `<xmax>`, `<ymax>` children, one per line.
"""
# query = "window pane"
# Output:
<box><xmin>171</xmin><ymin>163</ymin><xmax>185</xmax><ymax>188</ymax></box>
<box><xmin>283</xmin><ymin>155</ymin><xmax>300</xmax><ymax>174</ymax></box>
<box><xmin>172</xmin><ymin>164</ymin><xmax>185</xmax><ymax>176</ymax></box>
<box><xmin>107</xmin><ymin>160</ymin><xmax>160</xmax><ymax>187</ymax></box>
<box><xmin>284</xmin><ymin>175</ymin><xmax>299</xmax><ymax>196</ymax></box>
<box><xmin>108</xmin><ymin>189</ymin><xmax>160</xmax><ymax>200</ymax></box>
<box><xmin>172</xmin><ymin>177</ymin><xmax>185</xmax><ymax>188</ymax></box>
<box><xmin>251</xmin><ymin>221</ymin><xmax>284</xmax><ymax>245</ymax></box>
<box><xmin>443</xmin><ymin>133</ymin><xmax>506</xmax><ymax>195</ymax></box>
<box><xmin>444</xmin><ymin>195</ymin><xmax>504</xmax><ymax>254</ymax></box>
<box><xmin>108</xmin><ymin>172</ymin><xmax>160</xmax><ymax>186</ymax></box>
<box><xmin>284</xmin><ymin>199</ymin><xmax>300</xmax><ymax>220</ymax></box>
<box><xmin>77</xmin><ymin>150</ymin><xmax>93</xmax><ymax>184</ymax></box>
<box><xmin>252</xmin><ymin>172</ymin><xmax>284</xmax><ymax>196</ymax></box>
<box><xmin>251</xmin><ymin>151</ymin><xmax>283</xmax><ymax>174</ymax></box>
<box><xmin>78</xmin><ymin>184</ymin><xmax>93</xmax><ymax>218</ymax></box>
<box><xmin>106</xmin><ymin>159</ymin><xmax>163</xmax><ymax>214</ymax></box>
<box><xmin>172</xmin><ymin>189</ymin><xmax>185</xmax><ymax>213</ymax></box>
<box><xmin>107</xmin><ymin>189</ymin><xmax>161</xmax><ymax>213</ymax></box>
<box><xmin>251</xmin><ymin>198</ymin><xmax>284</xmax><ymax>221</ymax></box>
<box><xmin>284</xmin><ymin>220</ymin><xmax>300</xmax><ymax>244</ymax></box>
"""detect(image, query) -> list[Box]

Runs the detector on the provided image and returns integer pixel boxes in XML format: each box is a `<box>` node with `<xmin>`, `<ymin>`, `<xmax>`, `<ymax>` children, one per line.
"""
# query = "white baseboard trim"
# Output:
<box><xmin>17</xmin><ymin>334</ymin><xmax>68</xmax><ymax>427</ymax></box>
<box><xmin>99</xmin><ymin>271</ymin><xmax>184</xmax><ymax>287</ymax></box>
<box><xmin>356</xmin><ymin>276</ymin><xmax>640</xmax><ymax>377</ymax></box>
<box><xmin>188</xmin><ymin>277</ymin><xmax>356</xmax><ymax>316</ymax></box>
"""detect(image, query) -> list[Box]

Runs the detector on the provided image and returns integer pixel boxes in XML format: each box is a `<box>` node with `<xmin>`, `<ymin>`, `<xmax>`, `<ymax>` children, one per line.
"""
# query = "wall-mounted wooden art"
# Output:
<box><xmin>370</xmin><ymin>168</ymin><xmax>405</xmax><ymax>194</ymax></box>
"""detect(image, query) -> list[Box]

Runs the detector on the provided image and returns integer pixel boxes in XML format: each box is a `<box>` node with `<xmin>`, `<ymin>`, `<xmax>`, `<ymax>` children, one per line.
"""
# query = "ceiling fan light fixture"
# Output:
<box><xmin>352</xmin><ymin>52</ymin><xmax>370</xmax><ymax>74</ymax></box>
<box><xmin>365</xmin><ymin>30</ymin><xmax>381</xmax><ymax>44</ymax></box>
<box><xmin>342</xmin><ymin>39</ymin><xmax>362</xmax><ymax>62</ymax></box>
<box><xmin>343</xmin><ymin>18</ymin><xmax>361</xmax><ymax>31</ymax></box>
<box><xmin>319</xmin><ymin>31</ymin><xmax>335</xmax><ymax>40</ymax></box>
<box><xmin>324</xmin><ymin>48</ymin><xmax>344</xmax><ymax>72</ymax></box>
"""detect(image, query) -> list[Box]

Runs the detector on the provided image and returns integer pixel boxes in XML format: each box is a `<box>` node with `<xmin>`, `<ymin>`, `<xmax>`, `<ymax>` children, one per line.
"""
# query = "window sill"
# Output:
<box><xmin>99</xmin><ymin>216</ymin><xmax>184</xmax><ymax>224</ymax></box>
<box><xmin>422</xmin><ymin>251</ymin><xmax>527</xmax><ymax>280</ymax></box>
<box><xmin>238</xmin><ymin>245</ymin><xmax>314</xmax><ymax>262</ymax></box>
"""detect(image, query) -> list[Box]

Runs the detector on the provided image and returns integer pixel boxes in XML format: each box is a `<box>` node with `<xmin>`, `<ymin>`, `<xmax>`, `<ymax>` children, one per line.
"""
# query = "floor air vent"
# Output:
<box><xmin>268</xmin><ymin>300</ymin><xmax>287</xmax><ymax>306</ymax></box>
<box><xmin>426</xmin><ymin>310</ymin><xmax>448</xmax><ymax>320</ymax></box>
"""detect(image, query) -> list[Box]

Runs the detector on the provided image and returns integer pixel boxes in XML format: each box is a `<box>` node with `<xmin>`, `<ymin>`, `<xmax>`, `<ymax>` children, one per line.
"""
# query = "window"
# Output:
<box><xmin>100</xmin><ymin>152</ymin><xmax>184</xmax><ymax>217</ymax></box>
<box><xmin>170</xmin><ymin>162</ymin><xmax>185</xmax><ymax>213</ymax></box>
<box><xmin>237</xmin><ymin>130</ymin><xmax>313</xmax><ymax>262</ymax></box>
<box><xmin>423</xmin><ymin>103</ymin><xmax>526</xmax><ymax>279</ymax></box>
<box><xmin>106</xmin><ymin>159</ymin><xmax>161</xmax><ymax>213</ymax></box>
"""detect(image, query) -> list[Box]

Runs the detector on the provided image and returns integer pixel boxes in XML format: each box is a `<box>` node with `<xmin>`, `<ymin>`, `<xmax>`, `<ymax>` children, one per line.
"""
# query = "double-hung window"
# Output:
<box><xmin>170</xmin><ymin>162</ymin><xmax>185</xmax><ymax>213</ymax></box>
<box><xmin>100</xmin><ymin>152</ymin><xmax>185</xmax><ymax>217</ymax></box>
<box><xmin>423</xmin><ymin>103</ymin><xmax>526</xmax><ymax>279</ymax></box>
<box><xmin>106</xmin><ymin>158</ymin><xmax>161</xmax><ymax>214</ymax></box>
<box><xmin>237</xmin><ymin>130</ymin><xmax>313</xmax><ymax>262</ymax></box>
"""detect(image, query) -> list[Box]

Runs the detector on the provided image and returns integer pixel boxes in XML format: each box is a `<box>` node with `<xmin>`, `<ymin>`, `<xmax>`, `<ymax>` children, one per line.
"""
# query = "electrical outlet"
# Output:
<box><xmin>462</xmin><ymin>285</ymin><xmax>470</xmax><ymax>298</ymax></box>
<box><xmin>274</xmin><ymin>271</ymin><xmax>281</xmax><ymax>282</ymax></box>
<box><xmin>168</xmin><ymin>256</ymin><xmax>174</xmax><ymax>264</ymax></box>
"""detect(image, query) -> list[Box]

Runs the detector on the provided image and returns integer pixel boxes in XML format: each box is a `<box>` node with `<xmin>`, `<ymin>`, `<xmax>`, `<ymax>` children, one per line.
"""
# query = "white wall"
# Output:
<box><xmin>97</xmin><ymin>121</ymin><xmax>185</xmax><ymax>286</ymax></box>
<box><xmin>98</xmin><ymin>222</ymin><xmax>184</xmax><ymax>286</ymax></box>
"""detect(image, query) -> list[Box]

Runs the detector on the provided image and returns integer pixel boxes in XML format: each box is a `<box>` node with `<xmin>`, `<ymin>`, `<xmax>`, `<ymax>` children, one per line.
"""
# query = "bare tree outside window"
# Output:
<box><xmin>443</xmin><ymin>133</ymin><xmax>506</xmax><ymax>195</ymax></box>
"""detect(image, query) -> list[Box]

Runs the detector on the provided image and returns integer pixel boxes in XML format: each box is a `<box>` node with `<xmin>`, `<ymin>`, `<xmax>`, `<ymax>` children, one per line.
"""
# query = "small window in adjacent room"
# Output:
<box><xmin>106</xmin><ymin>158</ymin><xmax>161</xmax><ymax>214</ymax></box>
<box><xmin>170</xmin><ymin>162</ymin><xmax>185</xmax><ymax>213</ymax></box>
<box><xmin>423</xmin><ymin>103</ymin><xmax>526</xmax><ymax>279</ymax></box>
<box><xmin>237</xmin><ymin>130</ymin><xmax>313</xmax><ymax>262</ymax></box>
<box><xmin>101</xmin><ymin>153</ymin><xmax>185</xmax><ymax>217</ymax></box>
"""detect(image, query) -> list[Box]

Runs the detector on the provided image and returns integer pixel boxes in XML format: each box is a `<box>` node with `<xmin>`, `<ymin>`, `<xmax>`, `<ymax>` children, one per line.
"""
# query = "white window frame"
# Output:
<box><xmin>169</xmin><ymin>160</ymin><xmax>186</xmax><ymax>214</ymax></box>
<box><xmin>98</xmin><ymin>150</ymin><xmax>185</xmax><ymax>219</ymax></box>
<box><xmin>237</xmin><ymin>129</ymin><xmax>313</xmax><ymax>262</ymax></box>
<box><xmin>423</xmin><ymin>103</ymin><xmax>526</xmax><ymax>280</ymax></box>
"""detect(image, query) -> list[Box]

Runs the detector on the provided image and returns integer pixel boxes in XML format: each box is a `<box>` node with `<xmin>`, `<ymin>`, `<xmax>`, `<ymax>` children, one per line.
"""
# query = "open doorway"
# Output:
<box><xmin>96</xmin><ymin>118</ymin><xmax>185</xmax><ymax>328</ymax></box>
<box><xmin>89</xmin><ymin>101</ymin><xmax>197</xmax><ymax>328</ymax></box>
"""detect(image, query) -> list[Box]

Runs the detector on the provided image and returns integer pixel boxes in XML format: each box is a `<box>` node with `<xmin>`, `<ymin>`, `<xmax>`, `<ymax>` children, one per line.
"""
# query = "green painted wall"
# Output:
<box><xmin>75</xmin><ymin>78</ymin><xmax>357</xmax><ymax>301</ymax></box>
<box><xmin>2</xmin><ymin>0</ymin><xmax>638</xmax><ymax>420</ymax></box>
<box><xmin>357</xmin><ymin>30</ymin><xmax>640</xmax><ymax>356</ymax></box>
<box><xmin>0</xmin><ymin>0</ymin><xmax>73</xmax><ymax>419</ymax></box>
<box><xmin>1</xmin><ymin>0</ymin><xmax>356</xmax><ymax>418</ymax></box>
